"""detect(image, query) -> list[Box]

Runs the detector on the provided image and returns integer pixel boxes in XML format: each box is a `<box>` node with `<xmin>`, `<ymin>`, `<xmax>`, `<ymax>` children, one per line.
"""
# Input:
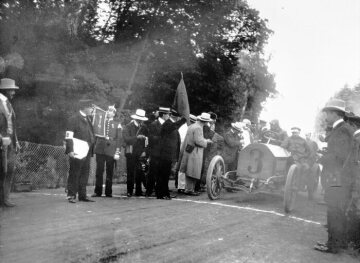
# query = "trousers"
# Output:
<box><xmin>67</xmin><ymin>154</ymin><xmax>91</xmax><ymax>200</ymax></box>
<box><xmin>94</xmin><ymin>154</ymin><xmax>115</xmax><ymax>196</ymax></box>
<box><xmin>0</xmin><ymin>145</ymin><xmax>15</xmax><ymax>204</ymax></box>
<box><xmin>126</xmin><ymin>154</ymin><xmax>143</xmax><ymax>195</ymax></box>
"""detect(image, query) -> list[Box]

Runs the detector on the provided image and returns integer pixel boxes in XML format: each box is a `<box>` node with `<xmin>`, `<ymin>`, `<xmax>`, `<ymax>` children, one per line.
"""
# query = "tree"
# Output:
<box><xmin>0</xmin><ymin>0</ymin><xmax>276</xmax><ymax>144</ymax></box>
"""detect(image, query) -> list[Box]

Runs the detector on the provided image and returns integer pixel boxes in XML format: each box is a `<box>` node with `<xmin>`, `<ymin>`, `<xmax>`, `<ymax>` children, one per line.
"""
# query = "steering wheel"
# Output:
<box><xmin>262</xmin><ymin>130</ymin><xmax>280</xmax><ymax>143</ymax></box>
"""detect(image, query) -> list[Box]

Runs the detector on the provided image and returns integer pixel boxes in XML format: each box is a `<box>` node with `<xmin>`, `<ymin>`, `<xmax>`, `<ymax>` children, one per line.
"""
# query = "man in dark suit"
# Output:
<box><xmin>0</xmin><ymin>78</ymin><xmax>20</xmax><ymax>207</ymax></box>
<box><xmin>122</xmin><ymin>109</ymin><xmax>148</xmax><ymax>197</ymax></box>
<box><xmin>146</xmin><ymin>107</ymin><xmax>170</xmax><ymax>197</ymax></box>
<box><xmin>92</xmin><ymin>105</ymin><xmax>123</xmax><ymax>198</ymax></box>
<box><xmin>158</xmin><ymin>110</ymin><xmax>186</xmax><ymax>199</ymax></box>
<box><xmin>315</xmin><ymin>99</ymin><xmax>355</xmax><ymax>253</ymax></box>
<box><xmin>65</xmin><ymin>99</ymin><xmax>96</xmax><ymax>203</ymax></box>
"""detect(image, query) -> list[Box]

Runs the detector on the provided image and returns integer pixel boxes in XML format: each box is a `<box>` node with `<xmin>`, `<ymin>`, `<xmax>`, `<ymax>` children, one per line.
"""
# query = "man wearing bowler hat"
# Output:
<box><xmin>122</xmin><ymin>109</ymin><xmax>149</xmax><ymax>197</ymax></box>
<box><xmin>0</xmin><ymin>78</ymin><xmax>20</xmax><ymax>207</ymax></box>
<box><xmin>65</xmin><ymin>99</ymin><xmax>96</xmax><ymax>203</ymax></box>
<box><xmin>314</xmin><ymin>99</ymin><xmax>355</xmax><ymax>253</ymax></box>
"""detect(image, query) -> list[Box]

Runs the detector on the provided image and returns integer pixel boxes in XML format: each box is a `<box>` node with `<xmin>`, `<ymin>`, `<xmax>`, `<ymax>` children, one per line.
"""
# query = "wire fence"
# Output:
<box><xmin>13</xmin><ymin>141</ymin><xmax>127</xmax><ymax>190</ymax></box>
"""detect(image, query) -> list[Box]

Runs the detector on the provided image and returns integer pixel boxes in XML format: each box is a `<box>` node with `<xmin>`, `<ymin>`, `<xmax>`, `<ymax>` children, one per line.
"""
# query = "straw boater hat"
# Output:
<box><xmin>197</xmin><ymin>112</ymin><xmax>212</xmax><ymax>122</ymax></box>
<box><xmin>0</xmin><ymin>78</ymin><xmax>19</xmax><ymax>90</ymax></box>
<box><xmin>158</xmin><ymin>107</ymin><xmax>171</xmax><ymax>114</ymax></box>
<box><xmin>322</xmin><ymin>99</ymin><xmax>347</xmax><ymax>113</ymax></box>
<box><xmin>231</xmin><ymin>122</ymin><xmax>243</xmax><ymax>132</ymax></box>
<box><xmin>131</xmin><ymin>109</ymin><xmax>148</xmax><ymax>121</ymax></box>
<box><xmin>189</xmin><ymin>114</ymin><xmax>197</xmax><ymax>123</ymax></box>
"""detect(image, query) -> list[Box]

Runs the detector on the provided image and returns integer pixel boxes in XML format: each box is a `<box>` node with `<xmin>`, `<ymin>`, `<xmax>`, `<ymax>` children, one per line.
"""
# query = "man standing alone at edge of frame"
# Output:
<box><xmin>0</xmin><ymin>78</ymin><xmax>21</xmax><ymax>207</ymax></box>
<box><xmin>65</xmin><ymin>99</ymin><xmax>96</xmax><ymax>203</ymax></box>
<box><xmin>314</xmin><ymin>99</ymin><xmax>354</xmax><ymax>253</ymax></box>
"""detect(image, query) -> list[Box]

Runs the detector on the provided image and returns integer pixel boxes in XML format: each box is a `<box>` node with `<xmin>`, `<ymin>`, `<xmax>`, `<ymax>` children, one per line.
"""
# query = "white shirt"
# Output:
<box><xmin>158</xmin><ymin>117</ymin><xmax>165</xmax><ymax>125</ymax></box>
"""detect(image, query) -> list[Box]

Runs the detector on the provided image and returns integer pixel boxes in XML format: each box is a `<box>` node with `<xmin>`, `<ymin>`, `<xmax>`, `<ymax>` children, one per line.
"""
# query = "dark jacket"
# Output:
<box><xmin>320</xmin><ymin>121</ymin><xmax>354</xmax><ymax>186</ymax></box>
<box><xmin>148</xmin><ymin>119</ymin><xmax>163</xmax><ymax>157</ymax></box>
<box><xmin>0</xmin><ymin>94</ymin><xmax>18</xmax><ymax>147</ymax></box>
<box><xmin>122</xmin><ymin>120</ymin><xmax>148</xmax><ymax>157</ymax></box>
<box><xmin>222</xmin><ymin>129</ymin><xmax>242</xmax><ymax>164</ymax></box>
<box><xmin>281</xmin><ymin>135</ymin><xmax>311</xmax><ymax>162</ymax></box>
<box><xmin>65</xmin><ymin>112</ymin><xmax>95</xmax><ymax>155</ymax></box>
<box><xmin>160</xmin><ymin>117</ymin><xmax>187</xmax><ymax>162</ymax></box>
<box><xmin>94</xmin><ymin>119</ymin><xmax>123</xmax><ymax>157</ymax></box>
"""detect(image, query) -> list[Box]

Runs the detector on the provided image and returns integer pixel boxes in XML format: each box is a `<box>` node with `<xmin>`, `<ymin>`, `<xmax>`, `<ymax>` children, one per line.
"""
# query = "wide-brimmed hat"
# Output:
<box><xmin>197</xmin><ymin>112</ymin><xmax>212</xmax><ymax>122</ymax></box>
<box><xmin>189</xmin><ymin>114</ymin><xmax>197</xmax><ymax>123</ymax></box>
<box><xmin>322</xmin><ymin>99</ymin><xmax>347</xmax><ymax>113</ymax></box>
<box><xmin>131</xmin><ymin>109</ymin><xmax>148</xmax><ymax>121</ymax></box>
<box><xmin>231</xmin><ymin>122</ymin><xmax>243</xmax><ymax>132</ymax></box>
<box><xmin>291</xmin><ymin>127</ymin><xmax>301</xmax><ymax>132</ymax></box>
<box><xmin>0</xmin><ymin>78</ymin><xmax>19</xmax><ymax>90</ymax></box>
<box><xmin>158</xmin><ymin>107</ymin><xmax>171</xmax><ymax>114</ymax></box>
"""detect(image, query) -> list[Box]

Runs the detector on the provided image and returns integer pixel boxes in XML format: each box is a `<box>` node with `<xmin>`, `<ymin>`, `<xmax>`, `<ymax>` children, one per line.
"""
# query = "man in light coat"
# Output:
<box><xmin>180</xmin><ymin>113</ymin><xmax>212</xmax><ymax>195</ymax></box>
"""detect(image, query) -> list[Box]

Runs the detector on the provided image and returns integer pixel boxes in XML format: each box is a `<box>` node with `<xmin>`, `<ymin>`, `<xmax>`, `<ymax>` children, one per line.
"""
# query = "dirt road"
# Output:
<box><xmin>0</xmin><ymin>183</ymin><xmax>359</xmax><ymax>263</ymax></box>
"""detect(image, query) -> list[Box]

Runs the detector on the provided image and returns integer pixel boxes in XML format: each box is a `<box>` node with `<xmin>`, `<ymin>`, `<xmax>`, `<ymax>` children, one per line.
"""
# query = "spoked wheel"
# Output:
<box><xmin>307</xmin><ymin>163</ymin><xmax>320</xmax><ymax>200</ymax></box>
<box><xmin>284</xmin><ymin>164</ymin><xmax>300</xmax><ymax>213</ymax></box>
<box><xmin>206</xmin><ymin>155</ymin><xmax>225</xmax><ymax>200</ymax></box>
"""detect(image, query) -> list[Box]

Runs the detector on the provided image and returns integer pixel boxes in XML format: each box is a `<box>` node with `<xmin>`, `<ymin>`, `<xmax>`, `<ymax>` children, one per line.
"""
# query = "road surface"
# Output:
<box><xmin>0</xmin><ymin>183</ymin><xmax>359</xmax><ymax>263</ymax></box>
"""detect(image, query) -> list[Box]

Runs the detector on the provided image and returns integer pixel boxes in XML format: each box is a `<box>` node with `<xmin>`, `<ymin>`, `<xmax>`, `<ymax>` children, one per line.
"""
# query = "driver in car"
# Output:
<box><xmin>263</xmin><ymin>119</ymin><xmax>288</xmax><ymax>145</ymax></box>
<box><xmin>281</xmin><ymin>127</ymin><xmax>312</xmax><ymax>188</ymax></box>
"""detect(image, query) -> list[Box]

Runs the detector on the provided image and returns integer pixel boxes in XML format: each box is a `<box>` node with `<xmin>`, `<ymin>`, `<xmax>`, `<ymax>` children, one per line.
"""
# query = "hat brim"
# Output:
<box><xmin>0</xmin><ymin>85</ymin><xmax>19</xmax><ymax>90</ymax></box>
<box><xmin>131</xmin><ymin>114</ymin><xmax>148</xmax><ymax>121</ymax></box>
<box><xmin>197</xmin><ymin>116</ymin><xmax>211</xmax><ymax>122</ymax></box>
<box><xmin>322</xmin><ymin>106</ymin><xmax>347</xmax><ymax>113</ymax></box>
<box><xmin>231</xmin><ymin>123</ymin><xmax>242</xmax><ymax>132</ymax></box>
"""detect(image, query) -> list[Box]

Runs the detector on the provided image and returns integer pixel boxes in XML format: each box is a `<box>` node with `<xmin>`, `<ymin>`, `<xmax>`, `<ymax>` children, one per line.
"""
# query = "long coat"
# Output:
<box><xmin>160</xmin><ymin>117</ymin><xmax>187</xmax><ymax>162</ymax></box>
<box><xmin>179</xmin><ymin>122</ymin><xmax>208</xmax><ymax>179</ymax></box>
<box><xmin>65</xmin><ymin>112</ymin><xmax>95</xmax><ymax>155</ymax></box>
<box><xmin>148</xmin><ymin>119</ymin><xmax>162</xmax><ymax>158</ymax></box>
<box><xmin>320</xmin><ymin>121</ymin><xmax>354</xmax><ymax>187</ymax></box>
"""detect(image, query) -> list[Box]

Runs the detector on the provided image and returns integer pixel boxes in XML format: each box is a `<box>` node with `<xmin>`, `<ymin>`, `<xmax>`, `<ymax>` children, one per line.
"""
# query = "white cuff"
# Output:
<box><xmin>354</xmin><ymin>129</ymin><xmax>360</xmax><ymax>137</ymax></box>
<box><xmin>65</xmin><ymin>131</ymin><xmax>74</xmax><ymax>139</ymax></box>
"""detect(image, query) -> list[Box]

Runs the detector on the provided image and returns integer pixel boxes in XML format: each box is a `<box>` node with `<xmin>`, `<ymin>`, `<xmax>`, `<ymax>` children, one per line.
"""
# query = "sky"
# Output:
<box><xmin>247</xmin><ymin>0</ymin><xmax>360</xmax><ymax>133</ymax></box>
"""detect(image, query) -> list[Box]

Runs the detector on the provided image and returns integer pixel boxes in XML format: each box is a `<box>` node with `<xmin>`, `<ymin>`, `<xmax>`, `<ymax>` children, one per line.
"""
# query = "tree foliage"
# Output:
<box><xmin>0</xmin><ymin>0</ymin><xmax>276</xmax><ymax>144</ymax></box>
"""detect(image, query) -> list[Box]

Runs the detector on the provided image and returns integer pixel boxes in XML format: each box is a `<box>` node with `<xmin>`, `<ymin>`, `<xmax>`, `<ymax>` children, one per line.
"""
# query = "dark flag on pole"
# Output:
<box><xmin>172</xmin><ymin>73</ymin><xmax>190</xmax><ymax>124</ymax></box>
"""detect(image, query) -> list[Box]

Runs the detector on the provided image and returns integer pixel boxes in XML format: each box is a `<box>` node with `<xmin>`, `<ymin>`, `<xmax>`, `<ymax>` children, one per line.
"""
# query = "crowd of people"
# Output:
<box><xmin>0</xmin><ymin>78</ymin><xmax>359</xmax><ymax>254</ymax></box>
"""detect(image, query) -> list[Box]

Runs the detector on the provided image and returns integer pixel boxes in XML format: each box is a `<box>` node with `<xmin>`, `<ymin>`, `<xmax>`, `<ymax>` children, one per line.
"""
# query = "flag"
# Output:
<box><xmin>172</xmin><ymin>74</ymin><xmax>190</xmax><ymax>124</ymax></box>
<box><xmin>92</xmin><ymin>105</ymin><xmax>107</xmax><ymax>137</ymax></box>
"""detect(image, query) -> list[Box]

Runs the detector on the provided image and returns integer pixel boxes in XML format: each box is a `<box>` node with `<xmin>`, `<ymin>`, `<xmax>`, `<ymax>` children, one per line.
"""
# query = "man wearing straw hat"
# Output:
<box><xmin>179</xmin><ymin>112</ymin><xmax>213</xmax><ymax>195</ymax></box>
<box><xmin>122</xmin><ymin>109</ymin><xmax>149</xmax><ymax>197</ymax></box>
<box><xmin>0</xmin><ymin>78</ymin><xmax>20</xmax><ymax>207</ymax></box>
<box><xmin>314</xmin><ymin>99</ymin><xmax>355</xmax><ymax>253</ymax></box>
